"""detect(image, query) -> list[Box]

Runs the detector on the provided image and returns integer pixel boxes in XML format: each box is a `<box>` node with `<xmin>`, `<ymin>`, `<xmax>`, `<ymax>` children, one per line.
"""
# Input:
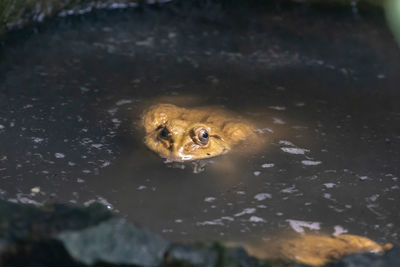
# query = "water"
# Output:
<box><xmin>0</xmin><ymin>1</ymin><xmax>399</xmax><ymax>248</ymax></box>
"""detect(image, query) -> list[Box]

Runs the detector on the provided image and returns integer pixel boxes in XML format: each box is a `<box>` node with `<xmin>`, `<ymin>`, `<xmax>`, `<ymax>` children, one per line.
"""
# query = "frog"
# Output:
<box><xmin>142</xmin><ymin>103</ymin><xmax>256</xmax><ymax>161</ymax></box>
<box><xmin>242</xmin><ymin>234</ymin><xmax>392</xmax><ymax>266</ymax></box>
<box><xmin>278</xmin><ymin>234</ymin><xmax>392</xmax><ymax>266</ymax></box>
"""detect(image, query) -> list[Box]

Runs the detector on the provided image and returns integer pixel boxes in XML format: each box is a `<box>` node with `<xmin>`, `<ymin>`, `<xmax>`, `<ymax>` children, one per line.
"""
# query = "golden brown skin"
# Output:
<box><xmin>278</xmin><ymin>234</ymin><xmax>390</xmax><ymax>266</ymax></box>
<box><xmin>142</xmin><ymin>104</ymin><xmax>255</xmax><ymax>161</ymax></box>
<box><xmin>243</xmin><ymin>234</ymin><xmax>392</xmax><ymax>266</ymax></box>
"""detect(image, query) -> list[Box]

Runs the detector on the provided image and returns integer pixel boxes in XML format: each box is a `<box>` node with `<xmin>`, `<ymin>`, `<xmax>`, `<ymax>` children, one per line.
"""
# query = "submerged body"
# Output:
<box><xmin>142</xmin><ymin>104</ymin><xmax>255</xmax><ymax>161</ymax></box>
<box><xmin>244</xmin><ymin>234</ymin><xmax>392</xmax><ymax>266</ymax></box>
<box><xmin>278</xmin><ymin>234</ymin><xmax>391</xmax><ymax>266</ymax></box>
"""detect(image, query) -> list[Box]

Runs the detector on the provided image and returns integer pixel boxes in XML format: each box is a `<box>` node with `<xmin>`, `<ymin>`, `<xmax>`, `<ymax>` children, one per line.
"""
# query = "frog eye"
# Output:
<box><xmin>159</xmin><ymin>126</ymin><xmax>170</xmax><ymax>139</ymax></box>
<box><xmin>197</xmin><ymin>128</ymin><xmax>209</xmax><ymax>145</ymax></box>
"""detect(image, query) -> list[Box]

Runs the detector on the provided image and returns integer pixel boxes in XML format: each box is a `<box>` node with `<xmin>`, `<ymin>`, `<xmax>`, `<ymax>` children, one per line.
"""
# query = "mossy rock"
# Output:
<box><xmin>0</xmin><ymin>0</ymin><xmax>387</xmax><ymax>36</ymax></box>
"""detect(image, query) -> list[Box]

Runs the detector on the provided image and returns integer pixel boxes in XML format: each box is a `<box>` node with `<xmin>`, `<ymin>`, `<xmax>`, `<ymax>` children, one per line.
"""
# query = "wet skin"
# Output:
<box><xmin>244</xmin><ymin>234</ymin><xmax>392</xmax><ymax>266</ymax></box>
<box><xmin>278</xmin><ymin>234</ymin><xmax>392</xmax><ymax>266</ymax></box>
<box><xmin>142</xmin><ymin>104</ymin><xmax>255</xmax><ymax>161</ymax></box>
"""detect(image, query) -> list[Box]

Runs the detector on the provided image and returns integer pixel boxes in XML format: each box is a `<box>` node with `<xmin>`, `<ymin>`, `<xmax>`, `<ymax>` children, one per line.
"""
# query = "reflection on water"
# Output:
<box><xmin>0</xmin><ymin>1</ymin><xmax>399</xmax><ymax>258</ymax></box>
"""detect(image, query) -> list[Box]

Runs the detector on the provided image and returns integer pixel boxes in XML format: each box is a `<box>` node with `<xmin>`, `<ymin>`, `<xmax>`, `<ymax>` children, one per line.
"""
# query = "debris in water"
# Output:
<box><xmin>323</xmin><ymin>183</ymin><xmax>336</xmax><ymax>188</ymax></box>
<box><xmin>30</xmin><ymin>187</ymin><xmax>40</xmax><ymax>194</ymax></box>
<box><xmin>281</xmin><ymin>147</ymin><xmax>309</xmax><ymax>155</ymax></box>
<box><xmin>91</xmin><ymin>144</ymin><xmax>103</xmax><ymax>149</ymax></box>
<box><xmin>204</xmin><ymin>197</ymin><xmax>216</xmax><ymax>202</ymax></box>
<box><xmin>234</xmin><ymin>208</ymin><xmax>256</xmax><ymax>217</ymax></box>
<box><xmin>261</xmin><ymin>163</ymin><xmax>274</xmax><ymax>168</ymax></box>
<box><xmin>254</xmin><ymin>193</ymin><xmax>272</xmax><ymax>201</ymax></box>
<box><xmin>279</xmin><ymin>140</ymin><xmax>295</xmax><ymax>146</ymax></box>
<box><xmin>301</xmin><ymin>160</ymin><xmax>322</xmax><ymax>166</ymax></box>
<box><xmin>115</xmin><ymin>99</ymin><xmax>133</xmax><ymax>106</ymax></box>
<box><xmin>55</xmin><ymin>153</ymin><xmax>65</xmax><ymax>158</ymax></box>
<box><xmin>269</xmin><ymin>106</ymin><xmax>286</xmax><ymax>111</ymax></box>
<box><xmin>333</xmin><ymin>225</ymin><xmax>348</xmax><ymax>236</ymax></box>
<box><xmin>287</xmin><ymin>219</ymin><xmax>321</xmax><ymax>233</ymax></box>
<box><xmin>249</xmin><ymin>216</ymin><xmax>265</xmax><ymax>223</ymax></box>
<box><xmin>273</xmin><ymin>118</ymin><xmax>285</xmax><ymax>124</ymax></box>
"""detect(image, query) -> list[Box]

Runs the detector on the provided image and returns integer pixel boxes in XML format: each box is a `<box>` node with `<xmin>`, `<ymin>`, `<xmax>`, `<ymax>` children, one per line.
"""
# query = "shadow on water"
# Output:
<box><xmin>0</xmin><ymin>0</ymin><xmax>399</xmax><ymax>252</ymax></box>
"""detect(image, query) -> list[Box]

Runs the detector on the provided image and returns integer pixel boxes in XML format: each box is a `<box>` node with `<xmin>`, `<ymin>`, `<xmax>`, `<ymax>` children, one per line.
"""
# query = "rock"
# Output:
<box><xmin>222</xmin><ymin>246</ymin><xmax>256</xmax><ymax>267</ymax></box>
<box><xmin>327</xmin><ymin>245</ymin><xmax>400</xmax><ymax>267</ymax></box>
<box><xmin>1</xmin><ymin>239</ymin><xmax>84</xmax><ymax>267</ymax></box>
<box><xmin>0</xmin><ymin>200</ymin><xmax>112</xmax><ymax>242</ymax></box>
<box><xmin>164</xmin><ymin>243</ymin><xmax>219</xmax><ymax>267</ymax></box>
<box><xmin>58</xmin><ymin>218</ymin><xmax>169</xmax><ymax>266</ymax></box>
<box><xmin>0</xmin><ymin>200</ymin><xmax>168</xmax><ymax>267</ymax></box>
<box><xmin>0</xmin><ymin>200</ymin><xmax>399</xmax><ymax>267</ymax></box>
<box><xmin>164</xmin><ymin>242</ymin><xmax>306</xmax><ymax>267</ymax></box>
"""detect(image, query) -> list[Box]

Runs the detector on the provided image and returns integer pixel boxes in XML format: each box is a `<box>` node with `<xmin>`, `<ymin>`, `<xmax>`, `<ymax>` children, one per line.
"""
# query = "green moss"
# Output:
<box><xmin>385</xmin><ymin>0</ymin><xmax>400</xmax><ymax>45</ymax></box>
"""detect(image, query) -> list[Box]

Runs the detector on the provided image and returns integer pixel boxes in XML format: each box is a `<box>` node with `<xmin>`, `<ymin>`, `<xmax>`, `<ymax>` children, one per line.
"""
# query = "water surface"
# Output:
<box><xmin>0</xmin><ymin>1</ymin><xmax>399</xmax><ymax>247</ymax></box>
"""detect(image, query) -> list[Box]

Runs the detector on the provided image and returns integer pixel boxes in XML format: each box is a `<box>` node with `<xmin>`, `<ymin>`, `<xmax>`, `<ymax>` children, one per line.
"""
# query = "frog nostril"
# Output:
<box><xmin>159</xmin><ymin>127</ymin><xmax>170</xmax><ymax>139</ymax></box>
<box><xmin>168</xmin><ymin>142</ymin><xmax>174</xmax><ymax>151</ymax></box>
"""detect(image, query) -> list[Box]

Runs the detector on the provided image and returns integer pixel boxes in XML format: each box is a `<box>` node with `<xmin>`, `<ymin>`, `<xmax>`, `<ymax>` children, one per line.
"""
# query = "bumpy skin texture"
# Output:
<box><xmin>279</xmin><ymin>234</ymin><xmax>390</xmax><ymax>266</ymax></box>
<box><xmin>142</xmin><ymin>104</ymin><xmax>255</xmax><ymax>161</ymax></box>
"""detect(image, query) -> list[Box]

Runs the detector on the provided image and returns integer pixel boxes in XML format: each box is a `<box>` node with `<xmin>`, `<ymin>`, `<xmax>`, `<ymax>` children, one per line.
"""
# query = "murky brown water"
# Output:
<box><xmin>0</xmin><ymin>1</ymin><xmax>399</xmax><ymax>248</ymax></box>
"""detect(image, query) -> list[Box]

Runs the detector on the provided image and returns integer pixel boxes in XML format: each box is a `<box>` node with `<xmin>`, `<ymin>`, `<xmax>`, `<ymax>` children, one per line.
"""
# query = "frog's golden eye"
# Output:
<box><xmin>197</xmin><ymin>128</ymin><xmax>209</xmax><ymax>145</ymax></box>
<box><xmin>159</xmin><ymin>126</ymin><xmax>170</xmax><ymax>139</ymax></box>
